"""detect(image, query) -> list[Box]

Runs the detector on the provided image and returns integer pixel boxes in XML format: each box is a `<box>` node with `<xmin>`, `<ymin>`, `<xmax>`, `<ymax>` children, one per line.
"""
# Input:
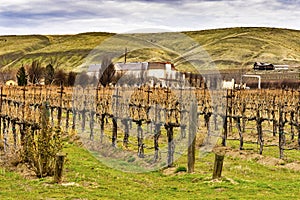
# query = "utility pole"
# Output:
<box><xmin>124</xmin><ymin>47</ymin><xmax>127</xmax><ymax>64</ymax></box>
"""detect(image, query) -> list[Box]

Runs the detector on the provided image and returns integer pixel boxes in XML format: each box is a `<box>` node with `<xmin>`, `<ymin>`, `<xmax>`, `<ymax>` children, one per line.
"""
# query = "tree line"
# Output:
<box><xmin>14</xmin><ymin>57</ymin><xmax>117</xmax><ymax>87</ymax></box>
<box><xmin>16</xmin><ymin>61</ymin><xmax>77</xmax><ymax>86</ymax></box>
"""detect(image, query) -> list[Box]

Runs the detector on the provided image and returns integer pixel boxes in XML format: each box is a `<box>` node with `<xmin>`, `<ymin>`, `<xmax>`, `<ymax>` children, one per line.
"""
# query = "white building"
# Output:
<box><xmin>87</xmin><ymin>64</ymin><xmax>102</xmax><ymax>77</ymax></box>
<box><xmin>5</xmin><ymin>80</ymin><xmax>18</xmax><ymax>86</ymax></box>
<box><xmin>114</xmin><ymin>62</ymin><xmax>179</xmax><ymax>86</ymax></box>
<box><xmin>222</xmin><ymin>79</ymin><xmax>235</xmax><ymax>89</ymax></box>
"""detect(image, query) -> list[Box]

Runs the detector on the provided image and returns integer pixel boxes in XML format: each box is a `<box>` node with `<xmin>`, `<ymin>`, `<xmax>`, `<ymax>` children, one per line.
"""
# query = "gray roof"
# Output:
<box><xmin>88</xmin><ymin>64</ymin><xmax>102</xmax><ymax>72</ymax></box>
<box><xmin>115</xmin><ymin>62</ymin><xmax>148</xmax><ymax>71</ymax></box>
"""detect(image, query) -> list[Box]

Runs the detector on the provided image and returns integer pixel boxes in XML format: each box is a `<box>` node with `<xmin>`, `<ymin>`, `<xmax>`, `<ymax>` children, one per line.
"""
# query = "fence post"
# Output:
<box><xmin>0</xmin><ymin>86</ymin><xmax>7</xmax><ymax>137</ymax></box>
<box><xmin>278</xmin><ymin>104</ymin><xmax>285</xmax><ymax>159</ymax></box>
<box><xmin>100</xmin><ymin>114</ymin><xmax>105</xmax><ymax>143</ymax></box>
<box><xmin>57</xmin><ymin>83</ymin><xmax>64</xmax><ymax>126</ymax></box>
<box><xmin>188</xmin><ymin>101</ymin><xmax>197</xmax><ymax>173</ymax></box>
<box><xmin>256</xmin><ymin>104</ymin><xmax>264</xmax><ymax>155</ymax></box>
<box><xmin>112</xmin><ymin>117</ymin><xmax>117</xmax><ymax>147</ymax></box>
<box><xmin>212</xmin><ymin>153</ymin><xmax>225</xmax><ymax>179</ymax></box>
<box><xmin>165</xmin><ymin>125</ymin><xmax>174</xmax><ymax>167</ymax></box>
<box><xmin>122</xmin><ymin>119</ymin><xmax>129</xmax><ymax>147</ymax></box>
<box><xmin>90</xmin><ymin>111</ymin><xmax>95</xmax><ymax>141</ymax></box>
<box><xmin>54</xmin><ymin>152</ymin><xmax>66</xmax><ymax>184</ymax></box>
<box><xmin>137</xmin><ymin>121</ymin><xmax>144</xmax><ymax>158</ymax></box>
<box><xmin>222</xmin><ymin>90</ymin><xmax>228</xmax><ymax>146</ymax></box>
<box><xmin>65</xmin><ymin>109</ymin><xmax>70</xmax><ymax>131</ymax></box>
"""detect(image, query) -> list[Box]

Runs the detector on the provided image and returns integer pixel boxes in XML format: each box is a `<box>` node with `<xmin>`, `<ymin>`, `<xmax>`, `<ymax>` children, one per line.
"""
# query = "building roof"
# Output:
<box><xmin>5</xmin><ymin>80</ymin><xmax>17</xmax><ymax>86</ymax></box>
<box><xmin>115</xmin><ymin>62</ymin><xmax>148</xmax><ymax>71</ymax></box>
<box><xmin>148</xmin><ymin>62</ymin><xmax>175</xmax><ymax>70</ymax></box>
<box><xmin>88</xmin><ymin>64</ymin><xmax>102</xmax><ymax>72</ymax></box>
<box><xmin>115</xmin><ymin>62</ymin><xmax>175</xmax><ymax>71</ymax></box>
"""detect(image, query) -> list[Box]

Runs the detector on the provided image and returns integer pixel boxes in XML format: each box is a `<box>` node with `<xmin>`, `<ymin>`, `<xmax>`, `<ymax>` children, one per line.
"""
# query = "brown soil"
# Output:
<box><xmin>0</xmin><ymin>152</ymin><xmax>37</xmax><ymax>179</ymax></box>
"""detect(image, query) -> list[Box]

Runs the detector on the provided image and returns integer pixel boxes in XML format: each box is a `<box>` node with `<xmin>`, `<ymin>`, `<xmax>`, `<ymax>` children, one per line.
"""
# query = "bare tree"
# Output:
<box><xmin>16</xmin><ymin>66</ymin><xmax>28</xmax><ymax>86</ymax></box>
<box><xmin>28</xmin><ymin>60</ymin><xmax>44</xmax><ymax>84</ymax></box>
<box><xmin>98</xmin><ymin>57</ymin><xmax>115</xmax><ymax>87</ymax></box>
<box><xmin>0</xmin><ymin>70</ymin><xmax>15</xmax><ymax>83</ymax></box>
<box><xmin>44</xmin><ymin>64</ymin><xmax>55</xmax><ymax>85</ymax></box>
<box><xmin>67</xmin><ymin>71</ymin><xmax>77</xmax><ymax>86</ymax></box>
<box><xmin>54</xmin><ymin>69</ymin><xmax>67</xmax><ymax>86</ymax></box>
<box><xmin>76</xmin><ymin>72</ymin><xmax>89</xmax><ymax>87</ymax></box>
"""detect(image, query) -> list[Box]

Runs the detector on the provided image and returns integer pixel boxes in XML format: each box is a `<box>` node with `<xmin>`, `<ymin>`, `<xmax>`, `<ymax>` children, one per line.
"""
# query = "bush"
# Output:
<box><xmin>23</xmin><ymin>102</ymin><xmax>63</xmax><ymax>177</ymax></box>
<box><xmin>175</xmin><ymin>166</ymin><xmax>187</xmax><ymax>173</ymax></box>
<box><xmin>127</xmin><ymin>156</ymin><xmax>136</xmax><ymax>163</ymax></box>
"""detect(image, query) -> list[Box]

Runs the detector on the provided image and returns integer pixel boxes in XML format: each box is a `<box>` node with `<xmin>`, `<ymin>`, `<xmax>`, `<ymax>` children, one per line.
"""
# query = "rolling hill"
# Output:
<box><xmin>0</xmin><ymin>27</ymin><xmax>300</xmax><ymax>72</ymax></box>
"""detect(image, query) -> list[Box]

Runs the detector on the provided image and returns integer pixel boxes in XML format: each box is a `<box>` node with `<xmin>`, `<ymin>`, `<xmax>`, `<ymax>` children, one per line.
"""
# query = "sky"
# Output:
<box><xmin>0</xmin><ymin>0</ymin><xmax>299</xmax><ymax>35</ymax></box>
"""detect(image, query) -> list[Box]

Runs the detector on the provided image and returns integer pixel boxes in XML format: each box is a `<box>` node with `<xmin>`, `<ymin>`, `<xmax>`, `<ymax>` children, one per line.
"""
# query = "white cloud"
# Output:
<box><xmin>0</xmin><ymin>0</ymin><xmax>299</xmax><ymax>35</ymax></box>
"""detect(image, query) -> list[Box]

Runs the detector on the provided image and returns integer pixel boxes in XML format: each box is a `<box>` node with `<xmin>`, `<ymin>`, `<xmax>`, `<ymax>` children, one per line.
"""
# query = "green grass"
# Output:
<box><xmin>1</xmin><ymin>27</ymin><xmax>300</xmax><ymax>72</ymax></box>
<box><xmin>1</xmin><ymin>141</ymin><xmax>300</xmax><ymax>199</ymax></box>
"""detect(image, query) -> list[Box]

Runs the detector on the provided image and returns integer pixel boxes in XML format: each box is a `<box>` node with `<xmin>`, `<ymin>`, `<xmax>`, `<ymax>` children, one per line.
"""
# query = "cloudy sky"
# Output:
<box><xmin>0</xmin><ymin>0</ymin><xmax>299</xmax><ymax>35</ymax></box>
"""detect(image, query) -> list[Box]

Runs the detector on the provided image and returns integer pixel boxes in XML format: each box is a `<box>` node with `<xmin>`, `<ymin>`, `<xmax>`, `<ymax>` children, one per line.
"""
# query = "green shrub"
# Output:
<box><xmin>175</xmin><ymin>166</ymin><xmax>187</xmax><ymax>173</ymax></box>
<box><xmin>127</xmin><ymin>156</ymin><xmax>135</xmax><ymax>163</ymax></box>
<box><xmin>23</xmin><ymin>102</ymin><xmax>63</xmax><ymax>177</ymax></box>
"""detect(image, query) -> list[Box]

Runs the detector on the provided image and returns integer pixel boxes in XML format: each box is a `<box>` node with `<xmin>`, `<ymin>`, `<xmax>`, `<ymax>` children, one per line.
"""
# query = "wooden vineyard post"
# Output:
<box><xmin>272</xmin><ymin>96</ymin><xmax>277</xmax><ymax>137</ymax></box>
<box><xmin>137</xmin><ymin>121</ymin><xmax>144</xmax><ymax>158</ymax></box>
<box><xmin>222</xmin><ymin>89</ymin><xmax>228</xmax><ymax>146</ymax></box>
<box><xmin>154</xmin><ymin>123</ymin><xmax>162</xmax><ymax>162</ymax></box>
<box><xmin>298</xmin><ymin>90</ymin><xmax>300</xmax><ymax>149</ymax></box>
<box><xmin>188</xmin><ymin>101</ymin><xmax>197</xmax><ymax>173</ymax></box>
<box><xmin>50</xmin><ymin>107</ymin><xmax>54</xmax><ymax>127</ymax></box>
<box><xmin>79</xmin><ymin>88</ymin><xmax>86</xmax><ymax>133</ymax></box>
<box><xmin>98</xmin><ymin>87</ymin><xmax>106</xmax><ymax>143</ymax></box>
<box><xmin>153</xmin><ymin>99</ymin><xmax>162</xmax><ymax>162</ymax></box>
<box><xmin>238</xmin><ymin>117</ymin><xmax>243</xmax><ymax>150</ymax></box>
<box><xmin>122</xmin><ymin>118</ymin><xmax>130</xmax><ymax>147</ymax></box>
<box><xmin>297</xmin><ymin>92</ymin><xmax>300</xmax><ymax>148</ymax></box>
<box><xmin>290</xmin><ymin>110</ymin><xmax>295</xmax><ymax>140</ymax></box>
<box><xmin>0</xmin><ymin>86</ymin><xmax>7</xmax><ymax>146</ymax></box>
<box><xmin>72</xmin><ymin>110</ymin><xmax>76</xmax><ymax>130</ymax></box>
<box><xmin>65</xmin><ymin>109</ymin><xmax>70</xmax><ymax>131</ymax></box>
<box><xmin>57</xmin><ymin>83</ymin><xmax>64</xmax><ymax>127</ymax></box>
<box><xmin>228</xmin><ymin>89</ymin><xmax>233</xmax><ymax>133</ymax></box>
<box><xmin>145</xmin><ymin>86</ymin><xmax>152</xmax><ymax>136</ymax></box>
<box><xmin>204</xmin><ymin>110</ymin><xmax>211</xmax><ymax>131</ymax></box>
<box><xmin>234</xmin><ymin>116</ymin><xmax>243</xmax><ymax>150</ymax></box>
<box><xmin>238</xmin><ymin>95</ymin><xmax>246</xmax><ymax>149</ymax></box>
<box><xmin>81</xmin><ymin>103</ymin><xmax>86</xmax><ymax>134</ymax></box>
<box><xmin>213</xmin><ymin>105</ymin><xmax>218</xmax><ymax>131</ymax></box>
<box><xmin>12</xmin><ymin>119</ymin><xmax>17</xmax><ymax>149</ymax></box>
<box><xmin>212</xmin><ymin>153</ymin><xmax>224</xmax><ymax>179</ymax></box>
<box><xmin>278</xmin><ymin>104</ymin><xmax>286</xmax><ymax>159</ymax></box>
<box><xmin>112</xmin><ymin>87</ymin><xmax>121</xmax><ymax>146</ymax></box>
<box><xmin>20</xmin><ymin>86</ymin><xmax>28</xmax><ymax>148</ymax></box>
<box><xmin>256</xmin><ymin>104</ymin><xmax>264</xmax><ymax>155</ymax></box>
<box><xmin>165</xmin><ymin>124</ymin><xmax>174</xmax><ymax>167</ymax></box>
<box><xmin>54</xmin><ymin>152</ymin><xmax>66</xmax><ymax>184</ymax></box>
<box><xmin>179</xmin><ymin>86</ymin><xmax>187</xmax><ymax>139</ymax></box>
<box><xmin>89</xmin><ymin>111</ymin><xmax>95</xmax><ymax>141</ymax></box>
<box><xmin>164</xmin><ymin>87</ymin><xmax>175</xmax><ymax>167</ymax></box>
<box><xmin>71</xmin><ymin>93</ymin><xmax>76</xmax><ymax>131</ymax></box>
<box><xmin>100</xmin><ymin>114</ymin><xmax>105</xmax><ymax>143</ymax></box>
<box><xmin>241</xmin><ymin>101</ymin><xmax>246</xmax><ymax>134</ymax></box>
<box><xmin>297</xmin><ymin>122</ymin><xmax>300</xmax><ymax>149</ymax></box>
<box><xmin>2</xmin><ymin>117</ymin><xmax>8</xmax><ymax>152</ymax></box>
<box><xmin>112</xmin><ymin>117</ymin><xmax>117</xmax><ymax>147</ymax></box>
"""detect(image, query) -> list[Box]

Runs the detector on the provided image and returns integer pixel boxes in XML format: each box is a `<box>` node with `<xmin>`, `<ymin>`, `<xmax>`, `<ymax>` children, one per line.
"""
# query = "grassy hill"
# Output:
<box><xmin>1</xmin><ymin>27</ymin><xmax>300</xmax><ymax>72</ymax></box>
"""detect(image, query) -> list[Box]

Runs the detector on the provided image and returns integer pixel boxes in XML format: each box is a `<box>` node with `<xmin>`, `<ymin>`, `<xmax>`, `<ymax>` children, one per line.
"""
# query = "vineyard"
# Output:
<box><xmin>0</xmin><ymin>85</ymin><xmax>300</xmax><ymax>174</ymax></box>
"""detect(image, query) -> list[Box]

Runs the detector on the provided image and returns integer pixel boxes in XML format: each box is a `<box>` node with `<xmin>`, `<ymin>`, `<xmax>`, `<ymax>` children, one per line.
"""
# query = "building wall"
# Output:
<box><xmin>5</xmin><ymin>80</ymin><xmax>17</xmax><ymax>86</ymax></box>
